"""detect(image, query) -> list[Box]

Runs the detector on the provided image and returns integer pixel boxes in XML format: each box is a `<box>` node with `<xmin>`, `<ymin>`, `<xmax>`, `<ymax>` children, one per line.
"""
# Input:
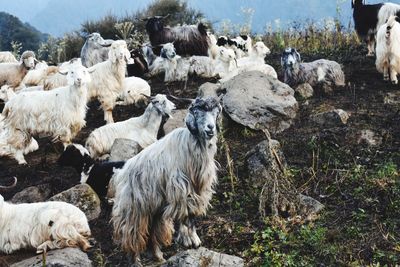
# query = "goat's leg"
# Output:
<box><xmin>367</xmin><ymin>35</ymin><xmax>375</xmax><ymax>57</ymax></box>
<box><xmin>104</xmin><ymin>109</ymin><xmax>114</xmax><ymax>124</ymax></box>
<box><xmin>127</xmin><ymin>254</ymin><xmax>142</xmax><ymax>267</ymax></box>
<box><xmin>14</xmin><ymin>150</ymin><xmax>27</xmax><ymax>165</ymax></box>
<box><xmin>390</xmin><ymin>67</ymin><xmax>398</xmax><ymax>85</ymax></box>
<box><xmin>383</xmin><ymin>64</ymin><xmax>390</xmax><ymax>81</ymax></box>
<box><xmin>176</xmin><ymin>216</ymin><xmax>201</xmax><ymax>248</ymax></box>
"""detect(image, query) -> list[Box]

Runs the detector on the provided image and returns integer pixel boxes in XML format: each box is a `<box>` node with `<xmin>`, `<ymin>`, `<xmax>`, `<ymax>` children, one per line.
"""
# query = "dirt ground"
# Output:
<box><xmin>1</xmin><ymin>45</ymin><xmax>400</xmax><ymax>266</ymax></box>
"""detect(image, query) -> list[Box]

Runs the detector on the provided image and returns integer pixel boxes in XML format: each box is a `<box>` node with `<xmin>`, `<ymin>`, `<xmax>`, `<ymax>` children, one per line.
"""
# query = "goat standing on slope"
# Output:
<box><xmin>81</xmin><ymin>32</ymin><xmax>114</xmax><ymax>67</ymax></box>
<box><xmin>111</xmin><ymin>97</ymin><xmax>221</xmax><ymax>265</ymax></box>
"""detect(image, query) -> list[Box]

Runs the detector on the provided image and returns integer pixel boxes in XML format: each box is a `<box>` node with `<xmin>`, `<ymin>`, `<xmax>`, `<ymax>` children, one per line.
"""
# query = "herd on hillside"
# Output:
<box><xmin>0</xmin><ymin>0</ymin><xmax>398</xmax><ymax>265</ymax></box>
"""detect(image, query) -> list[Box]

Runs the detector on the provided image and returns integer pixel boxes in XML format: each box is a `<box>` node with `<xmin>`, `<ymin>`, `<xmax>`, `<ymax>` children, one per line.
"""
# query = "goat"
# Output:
<box><xmin>0</xmin><ymin>195</ymin><xmax>91</xmax><ymax>254</ymax></box>
<box><xmin>0</xmin><ymin>52</ymin><xmax>18</xmax><ymax>63</ymax></box>
<box><xmin>116</xmin><ymin>77</ymin><xmax>151</xmax><ymax>107</ymax></box>
<box><xmin>127</xmin><ymin>48</ymin><xmax>149</xmax><ymax>78</ymax></box>
<box><xmin>281</xmin><ymin>47</ymin><xmax>345</xmax><ymax>89</ymax></box>
<box><xmin>81</xmin><ymin>32</ymin><xmax>114</xmax><ymax>67</ymax></box>
<box><xmin>111</xmin><ymin>97</ymin><xmax>221</xmax><ymax>265</ymax></box>
<box><xmin>376</xmin><ymin>15</ymin><xmax>400</xmax><ymax>84</ymax></box>
<box><xmin>22</xmin><ymin>61</ymin><xmax>49</xmax><ymax>87</ymax></box>
<box><xmin>85</xmin><ymin>94</ymin><xmax>175</xmax><ymax>160</ymax></box>
<box><xmin>1</xmin><ymin>63</ymin><xmax>92</xmax><ymax>164</ymax></box>
<box><xmin>144</xmin><ymin>15</ymin><xmax>209</xmax><ymax>56</ymax></box>
<box><xmin>0</xmin><ymin>51</ymin><xmax>36</xmax><ymax>90</ymax></box>
<box><xmin>43</xmin><ymin>58</ymin><xmax>82</xmax><ymax>90</ymax></box>
<box><xmin>58</xmin><ymin>144</ymin><xmax>125</xmax><ymax>197</ymax></box>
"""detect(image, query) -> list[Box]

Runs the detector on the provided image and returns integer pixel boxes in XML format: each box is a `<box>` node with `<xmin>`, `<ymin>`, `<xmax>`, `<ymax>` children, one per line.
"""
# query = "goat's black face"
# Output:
<box><xmin>146</xmin><ymin>17</ymin><xmax>164</xmax><ymax>33</ymax></box>
<box><xmin>186</xmin><ymin>97</ymin><xmax>222</xmax><ymax>140</ymax></box>
<box><xmin>281</xmin><ymin>47</ymin><xmax>301</xmax><ymax>69</ymax></box>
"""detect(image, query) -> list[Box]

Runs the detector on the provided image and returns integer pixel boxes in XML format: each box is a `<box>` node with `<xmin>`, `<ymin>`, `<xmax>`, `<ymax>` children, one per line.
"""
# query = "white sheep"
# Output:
<box><xmin>0</xmin><ymin>52</ymin><xmax>18</xmax><ymax>63</ymax></box>
<box><xmin>0</xmin><ymin>51</ymin><xmax>36</xmax><ymax>90</ymax></box>
<box><xmin>116</xmin><ymin>77</ymin><xmax>151</xmax><ymax>107</ymax></box>
<box><xmin>376</xmin><ymin>15</ymin><xmax>400</xmax><ymax>84</ymax></box>
<box><xmin>87</xmin><ymin>40</ymin><xmax>130</xmax><ymax>124</ymax></box>
<box><xmin>1</xmin><ymin>62</ymin><xmax>92</xmax><ymax>164</ymax></box>
<box><xmin>85</xmin><ymin>94</ymin><xmax>175</xmax><ymax>159</ymax></box>
<box><xmin>281</xmin><ymin>47</ymin><xmax>345</xmax><ymax>88</ymax></box>
<box><xmin>0</xmin><ymin>195</ymin><xmax>91</xmax><ymax>254</ymax></box>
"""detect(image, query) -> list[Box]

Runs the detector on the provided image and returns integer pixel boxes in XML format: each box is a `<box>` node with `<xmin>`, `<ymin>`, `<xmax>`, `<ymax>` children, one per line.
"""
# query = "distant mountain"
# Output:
<box><xmin>0</xmin><ymin>0</ymin><xmax>399</xmax><ymax>37</ymax></box>
<box><xmin>0</xmin><ymin>12</ymin><xmax>48</xmax><ymax>51</ymax></box>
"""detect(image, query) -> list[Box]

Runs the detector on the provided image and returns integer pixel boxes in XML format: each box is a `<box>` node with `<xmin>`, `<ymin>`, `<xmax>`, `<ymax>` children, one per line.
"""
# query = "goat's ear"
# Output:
<box><xmin>58</xmin><ymin>70</ymin><xmax>68</xmax><ymax>76</ymax></box>
<box><xmin>185</xmin><ymin>112</ymin><xmax>198</xmax><ymax>136</ymax></box>
<box><xmin>100</xmin><ymin>42</ymin><xmax>112</xmax><ymax>47</ymax></box>
<box><xmin>88</xmin><ymin>68</ymin><xmax>96</xmax><ymax>74</ymax></box>
<box><xmin>294</xmin><ymin>50</ymin><xmax>301</xmax><ymax>61</ymax></box>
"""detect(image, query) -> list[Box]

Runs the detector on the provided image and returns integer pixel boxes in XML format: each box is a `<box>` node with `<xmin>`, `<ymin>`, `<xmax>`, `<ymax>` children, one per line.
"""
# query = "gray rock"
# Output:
<box><xmin>298</xmin><ymin>194</ymin><xmax>325</xmax><ymax>215</ymax></box>
<box><xmin>295</xmin><ymin>83</ymin><xmax>314</xmax><ymax>99</ymax></box>
<box><xmin>49</xmin><ymin>184</ymin><xmax>100</xmax><ymax>221</ymax></box>
<box><xmin>310</xmin><ymin>109</ymin><xmax>350</xmax><ymax>127</ymax></box>
<box><xmin>109</xmin><ymin>138</ymin><xmax>142</xmax><ymax>161</ymax></box>
<box><xmin>357</xmin><ymin>129</ymin><xmax>382</xmax><ymax>147</ymax></box>
<box><xmin>222</xmin><ymin>71</ymin><xmax>298</xmax><ymax>134</ymax></box>
<box><xmin>198</xmin><ymin>82</ymin><xmax>221</xmax><ymax>98</ymax></box>
<box><xmin>11</xmin><ymin>184</ymin><xmax>52</xmax><ymax>204</ymax></box>
<box><xmin>163</xmin><ymin>110</ymin><xmax>188</xmax><ymax>135</ymax></box>
<box><xmin>384</xmin><ymin>91</ymin><xmax>400</xmax><ymax>106</ymax></box>
<box><xmin>162</xmin><ymin>247</ymin><xmax>244</xmax><ymax>267</ymax></box>
<box><xmin>246</xmin><ymin>139</ymin><xmax>286</xmax><ymax>189</ymax></box>
<box><xmin>10</xmin><ymin>248</ymin><xmax>91</xmax><ymax>267</ymax></box>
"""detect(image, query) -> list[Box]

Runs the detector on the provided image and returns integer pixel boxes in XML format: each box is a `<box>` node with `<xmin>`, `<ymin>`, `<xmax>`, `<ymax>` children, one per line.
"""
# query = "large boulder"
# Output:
<box><xmin>221</xmin><ymin>71</ymin><xmax>298</xmax><ymax>134</ymax></box>
<box><xmin>162</xmin><ymin>247</ymin><xmax>244</xmax><ymax>267</ymax></box>
<box><xmin>109</xmin><ymin>138</ymin><xmax>142</xmax><ymax>161</ymax></box>
<box><xmin>198</xmin><ymin>82</ymin><xmax>221</xmax><ymax>98</ymax></box>
<box><xmin>49</xmin><ymin>184</ymin><xmax>101</xmax><ymax>221</ymax></box>
<box><xmin>163</xmin><ymin>109</ymin><xmax>188</xmax><ymax>135</ymax></box>
<box><xmin>11</xmin><ymin>184</ymin><xmax>52</xmax><ymax>203</ymax></box>
<box><xmin>10</xmin><ymin>248</ymin><xmax>91</xmax><ymax>267</ymax></box>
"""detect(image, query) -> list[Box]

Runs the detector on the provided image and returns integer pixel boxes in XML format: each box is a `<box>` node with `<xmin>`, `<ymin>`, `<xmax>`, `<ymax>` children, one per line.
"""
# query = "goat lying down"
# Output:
<box><xmin>58</xmin><ymin>144</ymin><xmax>125</xmax><ymax>197</ymax></box>
<box><xmin>0</xmin><ymin>195</ymin><xmax>91</xmax><ymax>254</ymax></box>
<box><xmin>112</xmin><ymin>97</ymin><xmax>221</xmax><ymax>265</ymax></box>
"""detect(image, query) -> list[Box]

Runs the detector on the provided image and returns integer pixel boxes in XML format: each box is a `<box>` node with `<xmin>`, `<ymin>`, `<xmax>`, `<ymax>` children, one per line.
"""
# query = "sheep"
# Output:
<box><xmin>144</xmin><ymin>15</ymin><xmax>210</xmax><ymax>56</ymax></box>
<box><xmin>81</xmin><ymin>32</ymin><xmax>114</xmax><ymax>67</ymax></box>
<box><xmin>87</xmin><ymin>40</ymin><xmax>131</xmax><ymax>124</ymax></box>
<box><xmin>116</xmin><ymin>77</ymin><xmax>151</xmax><ymax>107</ymax></box>
<box><xmin>0</xmin><ymin>195</ymin><xmax>91</xmax><ymax>254</ymax></box>
<box><xmin>22</xmin><ymin>61</ymin><xmax>49</xmax><ymax>87</ymax></box>
<box><xmin>58</xmin><ymin>144</ymin><xmax>125</xmax><ymax>197</ymax></box>
<box><xmin>85</xmin><ymin>94</ymin><xmax>175</xmax><ymax>160</ymax></box>
<box><xmin>1</xmin><ymin>62</ymin><xmax>92</xmax><ymax>164</ymax></box>
<box><xmin>111</xmin><ymin>97</ymin><xmax>221</xmax><ymax>264</ymax></box>
<box><xmin>0</xmin><ymin>50</ymin><xmax>36</xmax><ymax>90</ymax></box>
<box><xmin>127</xmin><ymin>48</ymin><xmax>149</xmax><ymax>78</ymax></box>
<box><xmin>281</xmin><ymin>47</ymin><xmax>345</xmax><ymax>89</ymax></box>
<box><xmin>376</xmin><ymin>15</ymin><xmax>400</xmax><ymax>84</ymax></box>
<box><xmin>0</xmin><ymin>52</ymin><xmax>18</xmax><ymax>63</ymax></box>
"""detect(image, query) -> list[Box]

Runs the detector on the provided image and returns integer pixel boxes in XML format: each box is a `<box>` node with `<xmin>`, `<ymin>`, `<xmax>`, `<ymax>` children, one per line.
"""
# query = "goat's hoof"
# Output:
<box><xmin>384</xmin><ymin>76</ymin><xmax>390</xmax><ymax>81</ymax></box>
<box><xmin>392</xmin><ymin>80</ymin><xmax>398</xmax><ymax>85</ymax></box>
<box><xmin>366</xmin><ymin>52</ymin><xmax>374</xmax><ymax>57</ymax></box>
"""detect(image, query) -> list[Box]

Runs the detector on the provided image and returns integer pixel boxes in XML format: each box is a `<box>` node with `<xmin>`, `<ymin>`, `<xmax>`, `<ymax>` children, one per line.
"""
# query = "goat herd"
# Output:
<box><xmin>0</xmin><ymin>0</ymin><xmax>399</xmax><ymax>265</ymax></box>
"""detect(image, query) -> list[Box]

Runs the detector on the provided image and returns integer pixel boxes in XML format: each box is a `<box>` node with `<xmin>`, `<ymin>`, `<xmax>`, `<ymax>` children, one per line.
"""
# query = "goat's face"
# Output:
<box><xmin>65</xmin><ymin>65</ymin><xmax>92</xmax><ymax>87</ymax></box>
<box><xmin>151</xmin><ymin>94</ymin><xmax>176</xmax><ymax>118</ymax></box>
<box><xmin>218</xmin><ymin>47</ymin><xmax>236</xmax><ymax>63</ymax></box>
<box><xmin>281</xmin><ymin>48</ymin><xmax>301</xmax><ymax>69</ymax></box>
<box><xmin>161</xmin><ymin>43</ymin><xmax>177</xmax><ymax>59</ymax></box>
<box><xmin>145</xmin><ymin>17</ymin><xmax>165</xmax><ymax>33</ymax></box>
<box><xmin>22</xmin><ymin>54</ymin><xmax>36</xmax><ymax>70</ymax></box>
<box><xmin>108</xmin><ymin>40</ymin><xmax>130</xmax><ymax>63</ymax></box>
<box><xmin>186</xmin><ymin>97</ymin><xmax>222</xmax><ymax>140</ymax></box>
<box><xmin>254</xmin><ymin>42</ymin><xmax>271</xmax><ymax>56</ymax></box>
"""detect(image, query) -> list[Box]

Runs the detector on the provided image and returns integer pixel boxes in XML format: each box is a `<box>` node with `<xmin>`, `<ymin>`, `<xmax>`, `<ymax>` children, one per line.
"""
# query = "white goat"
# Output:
<box><xmin>0</xmin><ymin>195</ymin><xmax>91</xmax><ymax>254</ymax></box>
<box><xmin>116</xmin><ymin>77</ymin><xmax>151</xmax><ymax>107</ymax></box>
<box><xmin>376</xmin><ymin>15</ymin><xmax>400</xmax><ymax>84</ymax></box>
<box><xmin>81</xmin><ymin>33</ymin><xmax>114</xmax><ymax>67</ymax></box>
<box><xmin>43</xmin><ymin>58</ymin><xmax>82</xmax><ymax>90</ymax></box>
<box><xmin>22</xmin><ymin>61</ymin><xmax>49</xmax><ymax>87</ymax></box>
<box><xmin>0</xmin><ymin>52</ymin><xmax>18</xmax><ymax>63</ymax></box>
<box><xmin>207</xmin><ymin>33</ymin><xmax>220</xmax><ymax>59</ymax></box>
<box><xmin>1</xmin><ymin>63</ymin><xmax>92</xmax><ymax>164</ymax></box>
<box><xmin>87</xmin><ymin>40</ymin><xmax>130</xmax><ymax>124</ymax></box>
<box><xmin>0</xmin><ymin>51</ymin><xmax>36</xmax><ymax>90</ymax></box>
<box><xmin>111</xmin><ymin>97</ymin><xmax>221</xmax><ymax>264</ymax></box>
<box><xmin>86</xmin><ymin>94</ymin><xmax>175</xmax><ymax>159</ymax></box>
<box><xmin>281</xmin><ymin>47</ymin><xmax>345</xmax><ymax>88</ymax></box>
<box><xmin>0</xmin><ymin>85</ymin><xmax>44</xmax><ymax>103</ymax></box>
<box><xmin>237</xmin><ymin>41</ymin><xmax>271</xmax><ymax>66</ymax></box>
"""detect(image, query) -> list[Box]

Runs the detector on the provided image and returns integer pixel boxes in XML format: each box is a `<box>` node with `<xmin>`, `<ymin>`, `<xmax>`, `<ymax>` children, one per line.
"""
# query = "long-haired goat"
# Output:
<box><xmin>81</xmin><ymin>32</ymin><xmax>114</xmax><ymax>67</ymax></box>
<box><xmin>58</xmin><ymin>144</ymin><xmax>125</xmax><ymax>197</ymax></box>
<box><xmin>376</xmin><ymin>15</ymin><xmax>400</xmax><ymax>84</ymax></box>
<box><xmin>281</xmin><ymin>47</ymin><xmax>345</xmax><ymax>89</ymax></box>
<box><xmin>111</xmin><ymin>97</ymin><xmax>221</xmax><ymax>264</ymax></box>
<box><xmin>116</xmin><ymin>77</ymin><xmax>151</xmax><ymax>107</ymax></box>
<box><xmin>43</xmin><ymin>58</ymin><xmax>82</xmax><ymax>90</ymax></box>
<box><xmin>1</xmin><ymin>63</ymin><xmax>92</xmax><ymax>164</ymax></box>
<box><xmin>144</xmin><ymin>15</ymin><xmax>209</xmax><ymax>56</ymax></box>
<box><xmin>0</xmin><ymin>195</ymin><xmax>91</xmax><ymax>254</ymax></box>
<box><xmin>87</xmin><ymin>40</ymin><xmax>130</xmax><ymax>124</ymax></box>
<box><xmin>0</xmin><ymin>51</ymin><xmax>36</xmax><ymax>90</ymax></box>
<box><xmin>85</xmin><ymin>94</ymin><xmax>175</xmax><ymax>160</ymax></box>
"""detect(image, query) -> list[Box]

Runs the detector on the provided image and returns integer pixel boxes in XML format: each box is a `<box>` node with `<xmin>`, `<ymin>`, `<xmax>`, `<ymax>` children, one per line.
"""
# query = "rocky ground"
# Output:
<box><xmin>1</xmin><ymin>45</ymin><xmax>400</xmax><ymax>266</ymax></box>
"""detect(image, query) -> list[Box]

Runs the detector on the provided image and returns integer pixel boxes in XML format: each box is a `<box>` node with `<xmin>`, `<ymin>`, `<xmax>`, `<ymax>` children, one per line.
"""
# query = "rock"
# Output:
<box><xmin>49</xmin><ymin>184</ymin><xmax>101</xmax><ymax>221</ymax></box>
<box><xmin>384</xmin><ymin>91</ymin><xmax>400</xmax><ymax>106</ymax></box>
<box><xmin>109</xmin><ymin>138</ymin><xmax>142</xmax><ymax>161</ymax></box>
<box><xmin>246</xmin><ymin>139</ymin><xmax>286</xmax><ymax>189</ymax></box>
<box><xmin>11</xmin><ymin>184</ymin><xmax>52</xmax><ymax>203</ymax></box>
<box><xmin>198</xmin><ymin>82</ymin><xmax>221</xmax><ymax>98</ymax></box>
<box><xmin>10</xmin><ymin>248</ymin><xmax>91</xmax><ymax>267</ymax></box>
<box><xmin>357</xmin><ymin>129</ymin><xmax>382</xmax><ymax>147</ymax></box>
<box><xmin>298</xmin><ymin>194</ymin><xmax>325</xmax><ymax>215</ymax></box>
<box><xmin>295</xmin><ymin>83</ymin><xmax>314</xmax><ymax>99</ymax></box>
<box><xmin>163</xmin><ymin>109</ymin><xmax>188</xmax><ymax>135</ymax></box>
<box><xmin>162</xmin><ymin>247</ymin><xmax>244</xmax><ymax>267</ymax></box>
<box><xmin>221</xmin><ymin>71</ymin><xmax>298</xmax><ymax>134</ymax></box>
<box><xmin>310</xmin><ymin>109</ymin><xmax>350</xmax><ymax>127</ymax></box>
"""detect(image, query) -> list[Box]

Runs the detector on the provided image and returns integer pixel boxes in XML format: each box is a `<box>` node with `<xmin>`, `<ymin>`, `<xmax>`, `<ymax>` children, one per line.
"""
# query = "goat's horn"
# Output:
<box><xmin>58</xmin><ymin>70</ymin><xmax>68</xmax><ymax>76</ymax></box>
<box><xmin>234</xmin><ymin>58</ymin><xmax>238</xmax><ymax>68</ymax></box>
<box><xmin>140</xmin><ymin>93</ymin><xmax>151</xmax><ymax>100</ymax></box>
<box><xmin>0</xmin><ymin>177</ymin><xmax>17</xmax><ymax>190</ymax></box>
<box><xmin>167</xmin><ymin>94</ymin><xmax>194</xmax><ymax>103</ymax></box>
